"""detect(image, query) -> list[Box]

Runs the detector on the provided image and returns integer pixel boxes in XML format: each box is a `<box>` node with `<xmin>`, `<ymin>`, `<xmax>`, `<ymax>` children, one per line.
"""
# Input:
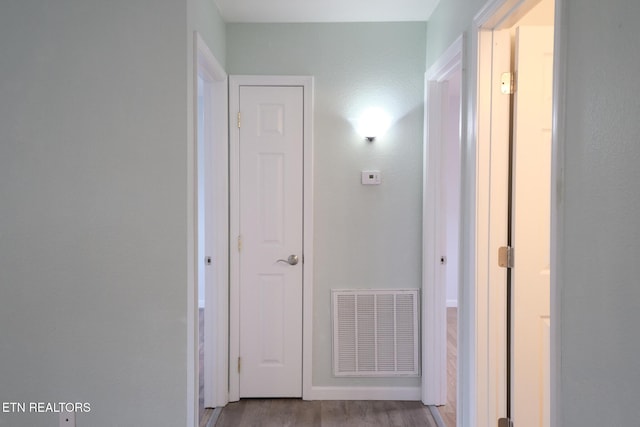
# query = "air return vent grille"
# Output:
<box><xmin>332</xmin><ymin>289</ymin><xmax>419</xmax><ymax>377</ymax></box>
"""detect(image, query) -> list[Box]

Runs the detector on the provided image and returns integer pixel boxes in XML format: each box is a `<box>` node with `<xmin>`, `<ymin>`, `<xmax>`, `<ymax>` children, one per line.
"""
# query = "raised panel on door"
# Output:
<box><xmin>511</xmin><ymin>26</ymin><xmax>554</xmax><ymax>427</ymax></box>
<box><xmin>238</xmin><ymin>85</ymin><xmax>303</xmax><ymax>397</ymax></box>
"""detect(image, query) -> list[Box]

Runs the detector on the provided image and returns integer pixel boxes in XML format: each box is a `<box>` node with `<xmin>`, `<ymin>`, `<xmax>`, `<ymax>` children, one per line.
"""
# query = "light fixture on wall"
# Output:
<box><xmin>357</xmin><ymin>108</ymin><xmax>391</xmax><ymax>142</ymax></box>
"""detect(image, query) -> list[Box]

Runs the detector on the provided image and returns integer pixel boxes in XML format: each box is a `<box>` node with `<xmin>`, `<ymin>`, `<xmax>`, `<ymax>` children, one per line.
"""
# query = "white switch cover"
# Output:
<box><xmin>361</xmin><ymin>170</ymin><xmax>381</xmax><ymax>185</ymax></box>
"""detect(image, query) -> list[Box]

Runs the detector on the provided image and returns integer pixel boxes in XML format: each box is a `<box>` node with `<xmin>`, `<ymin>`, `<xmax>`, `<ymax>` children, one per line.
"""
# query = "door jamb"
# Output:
<box><xmin>422</xmin><ymin>34</ymin><xmax>464</xmax><ymax>406</ymax></box>
<box><xmin>194</xmin><ymin>32</ymin><xmax>229</xmax><ymax>409</ymax></box>
<box><xmin>473</xmin><ymin>24</ymin><xmax>511</xmax><ymax>427</ymax></box>
<box><xmin>228</xmin><ymin>75</ymin><xmax>314</xmax><ymax>401</ymax></box>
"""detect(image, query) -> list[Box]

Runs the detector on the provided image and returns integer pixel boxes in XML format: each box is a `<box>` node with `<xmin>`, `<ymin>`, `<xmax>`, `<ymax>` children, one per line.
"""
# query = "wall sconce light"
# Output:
<box><xmin>357</xmin><ymin>108</ymin><xmax>391</xmax><ymax>142</ymax></box>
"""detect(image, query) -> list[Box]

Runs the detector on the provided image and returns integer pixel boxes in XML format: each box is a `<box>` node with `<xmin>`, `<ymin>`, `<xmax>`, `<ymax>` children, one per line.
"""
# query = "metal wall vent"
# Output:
<box><xmin>332</xmin><ymin>289</ymin><xmax>419</xmax><ymax>377</ymax></box>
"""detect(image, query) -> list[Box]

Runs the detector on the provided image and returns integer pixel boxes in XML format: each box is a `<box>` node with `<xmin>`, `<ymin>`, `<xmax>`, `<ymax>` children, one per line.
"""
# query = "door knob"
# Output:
<box><xmin>277</xmin><ymin>255</ymin><xmax>299</xmax><ymax>266</ymax></box>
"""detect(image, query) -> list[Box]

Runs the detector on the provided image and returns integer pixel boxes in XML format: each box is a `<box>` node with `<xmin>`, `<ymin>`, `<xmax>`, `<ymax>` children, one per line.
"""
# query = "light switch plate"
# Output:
<box><xmin>361</xmin><ymin>170</ymin><xmax>381</xmax><ymax>185</ymax></box>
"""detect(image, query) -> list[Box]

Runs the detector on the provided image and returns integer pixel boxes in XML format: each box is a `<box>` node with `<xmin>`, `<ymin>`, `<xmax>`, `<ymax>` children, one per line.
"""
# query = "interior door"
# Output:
<box><xmin>238</xmin><ymin>85</ymin><xmax>304</xmax><ymax>398</ymax></box>
<box><xmin>511</xmin><ymin>26</ymin><xmax>554</xmax><ymax>427</ymax></box>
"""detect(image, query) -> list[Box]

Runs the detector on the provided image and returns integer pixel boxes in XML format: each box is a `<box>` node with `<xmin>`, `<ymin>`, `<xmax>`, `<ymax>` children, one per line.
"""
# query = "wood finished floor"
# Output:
<box><xmin>215</xmin><ymin>399</ymin><xmax>438</xmax><ymax>427</ymax></box>
<box><xmin>199</xmin><ymin>308</ymin><xmax>214</xmax><ymax>427</ymax></box>
<box><xmin>435</xmin><ymin>307</ymin><xmax>457</xmax><ymax>427</ymax></box>
<box><xmin>200</xmin><ymin>307</ymin><xmax>458</xmax><ymax>427</ymax></box>
<box><xmin>200</xmin><ymin>308</ymin><xmax>204</xmax><ymax>418</ymax></box>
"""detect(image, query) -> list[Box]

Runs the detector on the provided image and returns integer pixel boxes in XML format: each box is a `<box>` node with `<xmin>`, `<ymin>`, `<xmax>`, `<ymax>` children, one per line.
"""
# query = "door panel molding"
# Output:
<box><xmin>229</xmin><ymin>75</ymin><xmax>314</xmax><ymax>402</ymax></box>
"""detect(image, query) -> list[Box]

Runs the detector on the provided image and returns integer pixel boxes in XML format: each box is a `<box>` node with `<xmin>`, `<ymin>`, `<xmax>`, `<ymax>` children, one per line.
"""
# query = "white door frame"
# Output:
<box><xmin>228</xmin><ymin>75</ymin><xmax>314</xmax><ymax>402</ymax></box>
<box><xmin>422</xmin><ymin>35</ymin><xmax>464</xmax><ymax>406</ymax></box>
<box><xmin>194</xmin><ymin>32</ymin><xmax>229</xmax><ymax>410</ymax></box>
<box><xmin>467</xmin><ymin>0</ymin><xmax>567</xmax><ymax>426</ymax></box>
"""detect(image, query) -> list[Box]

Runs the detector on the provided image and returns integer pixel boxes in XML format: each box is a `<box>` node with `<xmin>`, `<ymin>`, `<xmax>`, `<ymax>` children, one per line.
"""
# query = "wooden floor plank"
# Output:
<box><xmin>202</xmin><ymin>308</ymin><xmax>457</xmax><ymax>427</ymax></box>
<box><xmin>436</xmin><ymin>307</ymin><xmax>457</xmax><ymax>427</ymax></box>
<box><xmin>215</xmin><ymin>399</ymin><xmax>437</xmax><ymax>427</ymax></box>
<box><xmin>199</xmin><ymin>308</ymin><xmax>205</xmax><ymax>422</ymax></box>
<box><xmin>214</xmin><ymin>400</ymin><xmax>245</xmax><ymax>426</ymax></box>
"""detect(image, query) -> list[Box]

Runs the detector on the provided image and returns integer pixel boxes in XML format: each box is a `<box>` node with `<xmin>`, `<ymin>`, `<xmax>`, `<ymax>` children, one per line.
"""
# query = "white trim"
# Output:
<box><xmin>309</xmin><ymin>387</ymin><xmax>422</xmax><ymax>401</ymax></box>
<box><xmin>423</xmin><ymin>35</ymin><xmax>463</xmax><ymax>407</ymax></box>
<box><xmin>198</xmin><ymin>299</ymin><xmax>205</xmax><ymax>309</ymax></box>
<box><xmin>475</xmin><ymin>26</ymin><xmax>512</xmax><ymax>427</ymax></box>
<box><xmin>229</xmin><ymin>77</ymin><xmax>240</xmax><ymax>400</ymax></box>
<box><xmin>229</xmin><ymin>75</ymin><xmax>314</xmax><ymax>402</ymax></box>
<box><xmin>446</xmin><ymin>299</ymin><xmax>459</xmax><ymax>308</ymax></box>
<box><xmin>187</xmin><ymin>48</ymin><xmax>197</xmax><ymax>427</ymax></box>
<box><xmin>472</xmin><ymin>7</ymin><xmax>507</xmax><ymax>426</ymax></box>
<box><xmin>302</xmin><ymin>77</ymin><xmax>315</xmax><ymax>402</ymax></box>
<box><xmin>195</xmin><ymin>32</ymin><xmax>229</xmax><ymax>409</ymax></box>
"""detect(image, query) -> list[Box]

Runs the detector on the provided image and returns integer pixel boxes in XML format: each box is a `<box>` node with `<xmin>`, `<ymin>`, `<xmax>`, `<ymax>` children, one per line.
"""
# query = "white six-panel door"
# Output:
<box><xmin>238</xmin><ymin>85</ymin><xmax>304</xmax><ymax>397</ymax></box>
<box><xmin>511</xmin><ymin>26</ymin><xmax>554</xmax><ymax>427</ymax></box>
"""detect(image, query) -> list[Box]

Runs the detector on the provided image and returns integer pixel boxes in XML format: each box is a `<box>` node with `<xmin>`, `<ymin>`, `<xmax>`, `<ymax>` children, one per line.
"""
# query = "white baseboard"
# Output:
<box><xmin>446</xmin><ymin>299</ymin><xmax>458</xmax><ymax>308</ymax></box>
<box><xmin>308</xmin><ymin>386</ymin><xmax>421</xmax><ymax>401</ymax></box>
<box><xmin>199</xmin><ymin>299</ymin><xmax>205</xmax><ymax>309</ymax></box>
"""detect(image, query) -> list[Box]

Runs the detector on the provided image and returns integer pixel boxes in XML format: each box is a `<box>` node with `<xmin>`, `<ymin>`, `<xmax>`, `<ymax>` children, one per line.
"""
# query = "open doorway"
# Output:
<box><xmin>423</xmin><ymin>35</ymin><xmax>463</xmax><ymax>427</ymax></box>
<box><xmin>194</xmin><ymin>32</ymin><xmax>229</xmax><ymax>426</ymax></box>
<box><xmin>440</xmin><ymin>67</ymin><xmax>462</xmax><ymax>427</ymax></box>
<box><xmin>472</xmin><ymin>0</ymin><xmax>556</xmax><ymax>425</ymax></box>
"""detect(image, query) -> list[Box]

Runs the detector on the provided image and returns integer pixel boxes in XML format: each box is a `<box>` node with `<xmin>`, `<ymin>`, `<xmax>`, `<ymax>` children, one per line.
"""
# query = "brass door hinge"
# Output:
<box><xmin>501</xmin><ymin>72</ymin><xmax>515</xmax><ymax>95</ymax></box>
<box><xmin>237</xmin><ymin>357</ymin><xmax>241</xmax><ymax>373</ymax></box>
<box><xmin>237</xmin><ymin>111</ymin><xmax>241</xmax><ymax>128</ymax></box>
<box><xmin>498</xmin><ymin>246</ymin><xmax>514</xmax><ymax>268</ymax></box>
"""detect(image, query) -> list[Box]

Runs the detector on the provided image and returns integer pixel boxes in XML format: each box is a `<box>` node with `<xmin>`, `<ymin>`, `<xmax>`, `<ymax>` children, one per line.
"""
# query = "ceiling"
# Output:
<box><xmin>213</xmin><ymin>0</ymin><xmax>441</xmax><ymax>23</ymax></box>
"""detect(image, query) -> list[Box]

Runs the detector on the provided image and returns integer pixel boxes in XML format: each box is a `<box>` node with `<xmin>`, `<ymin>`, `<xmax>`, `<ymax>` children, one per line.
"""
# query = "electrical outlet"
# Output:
<box><xmin>60</xmin><ymin>411</ymin><xmax>75</xmax><ymax>427</ymax></box>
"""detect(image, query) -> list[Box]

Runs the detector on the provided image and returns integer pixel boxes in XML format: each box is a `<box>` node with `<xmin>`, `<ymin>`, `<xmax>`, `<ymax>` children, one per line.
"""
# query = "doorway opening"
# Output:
<box><xmin>194</xmin><ymin>32</ymin><xmax>229</xmax><ymax>426</ymax></box>
<box><xmin>423</xmin><ymin>35</ymin><xmax>463</xmax><ymax>427</ymax></box>
<box><xmin>471</xmin><ymin>0</ymin><xmax>558</xmax><ymax>425</ymax></box>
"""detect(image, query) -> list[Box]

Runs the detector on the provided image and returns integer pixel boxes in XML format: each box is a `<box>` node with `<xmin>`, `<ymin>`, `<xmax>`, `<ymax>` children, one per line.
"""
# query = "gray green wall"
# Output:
<box><xmin>559</xmin><ymin>1</ymin><xmax>640</xmax><ymax>425</ymax></box>
<box><xmin>194</xmin><ymin>0</ymin><xmax>227</xmax><ymax>66</ymax></box>
<box><xmin>0</xmin><ymin>0</ymin><xmax>226</xmax><ymax>425</ymax></box>
<box><xmin>4</xmin><ymin>0</ymin><xmax>638</xmax><ymax>423</ymax></box>
<box><xmin>227</xmin><ymin>22</ymin><xmax>426</xmax><ymax>388</ymax></box>
<box><xmin>425</xmin><ymin>0</ymin><xmax>485</xmax><ymax>68</ymax></box>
